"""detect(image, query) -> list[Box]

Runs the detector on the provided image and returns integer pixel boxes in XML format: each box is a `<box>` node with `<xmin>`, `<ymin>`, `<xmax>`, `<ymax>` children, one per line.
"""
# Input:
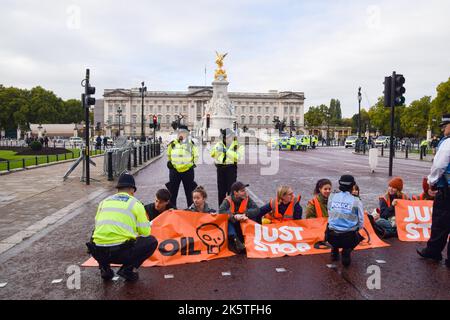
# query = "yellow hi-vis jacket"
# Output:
<box><xmin>167</xmin><ymin>139</ymin><xmax>199</xmax><ymax>173</ymax></box>
<box><xmin>289</xmin><ymin>136</ymin><xmax>297</xmax><ymax>145</ymax></box>
<box><xmin>210</xmin><ymin>140</ymin><xmax>244</xmax><ymax>165</ymax></box>
<box><xmin>93</xmin><ymin>192</ymin><xmax>151</xmax><ymax>246</ymax></box>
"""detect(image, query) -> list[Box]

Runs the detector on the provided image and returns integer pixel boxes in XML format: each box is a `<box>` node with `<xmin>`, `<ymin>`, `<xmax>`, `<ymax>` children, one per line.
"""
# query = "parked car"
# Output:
<box><xmin>345</xmin><ymin>136</ymin><xmax>358</xmax><ymax>148</ymax></box>
<box><xmin>69</xmin><ymin>137</ymin><xmax>83</xmax><ymax>147</ymax></box>
<box><xmin>375</xmin><ymin>136</ymin><xmax>391</xmax><ymax>147</ymax></box>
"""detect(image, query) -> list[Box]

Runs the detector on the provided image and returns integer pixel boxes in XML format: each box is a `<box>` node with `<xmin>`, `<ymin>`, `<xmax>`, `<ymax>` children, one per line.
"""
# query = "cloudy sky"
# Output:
<box><xmin>1</xmin><ymin>0</ymin><xmax>449</xmax><ymax>117</ymax></box>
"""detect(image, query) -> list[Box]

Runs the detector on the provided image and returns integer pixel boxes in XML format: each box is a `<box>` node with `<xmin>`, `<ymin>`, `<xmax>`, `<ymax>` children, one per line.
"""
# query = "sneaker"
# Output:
<box><xmin>331</xmin><ymin>247</ymin><xmax>340</xmax><ymax>261</ymax></box>
<box><xmin>416</xmin><ymin>248</ymin><xmax>442</xmax><ymax>262</ymax></box>
<box><xmin>100</xmin><ymin>265</ymin><xmax>114</xmax><ymax>281</ymax></box>
<box><xmin>367</xmin><ymin>214</ymin><xmax>386</xmax><ymax>239</ymax></box>
<box><xmin>229</xmin><ymin>236</ymin><xmax>245</xmax><ymax>254</ymax></box>
<box><xmin>117</xmin><ymin>266</ymin><xmax>139</xmax><ymax>282</ymax></box>
<box><xmin>341</xmin><ymin>249</ymin><xmax>352</xmax><ymax>267</ymax></box>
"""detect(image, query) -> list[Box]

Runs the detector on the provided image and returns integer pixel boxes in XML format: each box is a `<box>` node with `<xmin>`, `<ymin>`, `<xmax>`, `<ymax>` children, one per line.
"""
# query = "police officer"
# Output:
<box><xmin>417</xmin><ymin>113</ymin><xmax>450</xmax><ymax>268</ymax></box>
<box><xmin>289</xmin><ymin>135</ymin><xmax>297</xmax><ymax>151</ymax></box>
<box><xmin>210</xmin><ymin>128</ymin><xmax>244</xmax><ymax>206</ymax></box>
<box><xmin>166</xmin><ymin>127</ymin><xmax>199</xmax><ymax>208</ymax></box>
<box><xmin>86</xmin><ymin>173</ymin><xmax>158</xmax><ymax>281</ymax></box>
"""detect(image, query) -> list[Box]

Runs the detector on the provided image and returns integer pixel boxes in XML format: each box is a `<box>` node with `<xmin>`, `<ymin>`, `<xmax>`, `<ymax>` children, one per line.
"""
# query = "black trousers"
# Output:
<box><xmin>426</xmin><ymin>188</ymin><xmax>450</xmax><ymax>258</ymax></box>
<box><xmin>325</xmin><ymin>228</ymin><xmax>363</xmax><ymax>250</ymax></box>
<box><xmin>217</xmin><ymin>165</ymin><xmax>237</xmax><ymax>207</ymax></box>
<box><xmin>93</xmin><ymin>236</ymin><xmax>158</xmax><ymax>269</ymax></box>
<box><xmin>168</xmin><ymin>167</ymin><xmax>196</xmax><ymax>208</ymax></box>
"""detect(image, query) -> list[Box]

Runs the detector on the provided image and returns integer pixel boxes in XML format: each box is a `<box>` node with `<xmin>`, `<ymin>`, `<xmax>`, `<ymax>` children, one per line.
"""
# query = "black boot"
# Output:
<box><xmin>99</xmin><ymin>265</ymin><xmax>114</xmax><ymax>281</ymax></box>
<box><xmin>341</xmin><ymin>249</ymin><xmax>352</xmax><ymax>267</ymax></box>
<box><xmin>331</xmin><ymin>247</ymin><xmax>340</xmax><ymax>261</ymax></box>
<box><xmin>416</xmin><ymin>248</ymin><xmax>442</xmax><ymax>262</ymax></box>
<box><xmin>117</xmin><ymin>265</ymin><xmax>139</xmax><ymax>282</ymax></box>
<box><xmin>229</xmin><ymin>235</ymin><xmax>245</xmax><ymax>254</ymax></box>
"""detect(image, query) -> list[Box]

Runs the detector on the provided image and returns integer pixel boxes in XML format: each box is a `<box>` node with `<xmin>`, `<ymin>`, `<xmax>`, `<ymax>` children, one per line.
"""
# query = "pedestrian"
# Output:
<box><xmin>305</xmin><ymin>179</ymin><xmax>332</xmax><ymax>218</ymax></box>
<box><xmin>166</xmin><ymin>128</ymin><xmax>199</xmax><ymax>208</ymax></box>
<box><xmin>325</xmin><ymin>175</ymin><xmax>364</xmax><ymax>266</ymax></box>
<box><xmin>103</xmin><ymin>136</ymin><xmax>108</xmax><ymax>149</ymax></box>
<box><xmin>44</xmin><ymin>136</ymin><xmax>49</xmax><ymax>148</ymax></box>
<box><xmin>420</xmin><ymin>138</ymin><xmax>428</xmax><ymax>157</ymax></box>
<box><xmin>219</xmin><ymin>181</ymin><xmax>259</xmax><ymax>254</ymax></box>
<box><xmin>370</xmin><ymin>177</ymin><xmax>409</xmax><ymax>238</ymax></box>
<box><xmin>210</xmin><ymin>128</ymin><xmax>244</xmax><ymax>206</ymax></box>
<box><xmin>430</xmin><ymin>135</ymin><xmax>439</xmax><ymax>156</ymax></box>
<box><xmin>289</xmin><ymin>135</ymin><xmax>297</xmax><ymax>151</ymax></box>
<box><xmin>417</xmin><ymin>113</ymin><xmax>450</xmax><ymax>268</ymax></box>
<box><xmin>144</xmin><ymin>189</ymin><xmax>176</xmax><ymax>221</ymax></box>
<box><xmin>186</xmin><ymin>186</ymin><xmax>216</xmax><ymax>214</ymax></box>
<box><xmin>96</xmin><ymin>135</ymin><xmax>102</xmax><ymax>150</ymax></box>
<box><xmin>86</xmin><ymin>173</ymin><xmax>158</xmax><ymax>281</ymax></box>
<box><xmin>258</xmin><ymin>185</ymin><xmax>302</xmax><ymax>224</ymax></box>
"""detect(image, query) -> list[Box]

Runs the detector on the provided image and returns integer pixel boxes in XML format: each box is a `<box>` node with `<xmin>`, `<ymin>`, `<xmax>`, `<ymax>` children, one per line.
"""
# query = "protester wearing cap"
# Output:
<box><xmin>417</xmin><ymin>113</ymin><xmax>450</xmax><ymax>267</ymax></box>
<box><xmin>210</xmin><ymin>127</ymin><xmax>245</xmax><ymax>206</ymax></box>
<box><xmin>325</xmin><ymin>175</ymin><xmax>364</xmax><ymax>267</ymax></box>
<box><xmin>371</xmin><ymin>177</ymin><xmax>409</xmax><ymax>238</ymax></box>
<box><xmin>219</xmin><ymin>181</ymin><xmax>259</xmax><ymax>253</ymax></box>
<box><xmin>86</xmin><ymin>173</ymin><xmax>158</xmax><ymax>282</ymax></box>
<box><xmin>166</xmin><ymin>127</ymin><xmax>199</xmax><ymax>208</ymax></box>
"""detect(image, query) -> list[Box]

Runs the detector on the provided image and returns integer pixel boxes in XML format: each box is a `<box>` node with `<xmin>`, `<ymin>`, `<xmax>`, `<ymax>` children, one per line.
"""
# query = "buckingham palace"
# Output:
<box><xmin>95</xmin><ymin>86</ymin><xmax>305</xmax><ymax>137</ymax></box>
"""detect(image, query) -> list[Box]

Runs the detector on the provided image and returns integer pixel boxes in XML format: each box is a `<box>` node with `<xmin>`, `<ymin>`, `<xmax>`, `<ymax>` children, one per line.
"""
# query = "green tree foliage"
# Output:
<box><xmin>0</xmin><ymin>85</ymin><xmax>83</xmax><ymax>131</ymax></box>
<box><xmin>400</xmin><ymin>96</ymin><xmax>431</xmax><ymax>138</ymax></box>
<box><xmin>430</xmin><ymin>77</ymin><xmax>450</xmax><ymax>133</ymax></box>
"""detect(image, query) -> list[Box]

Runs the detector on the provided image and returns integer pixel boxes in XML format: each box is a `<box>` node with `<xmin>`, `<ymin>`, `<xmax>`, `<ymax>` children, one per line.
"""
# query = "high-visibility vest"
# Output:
<box><xmin>167</xmin><ymin>139</ymin><xmax>198</xmax><ymax>172</ymax></box>
<box><xmin>265</xmin><ymin>195</ymin><xmax>301</xmax><ymax>223</ymax></box>
<box><xmin>226</xmin><ymin>196</ymin><xmax>248</xmax><ymax>214</ymax></box>
<box><xmin>93</xmin><ymin>192</ymin><xmax>151</xmax><ymax>246</ymax></box>
<box><xmin>289</xmin><ymin>137</ymin><xmax>297</xmax><ymax>145</ymax></box>
<box><xmin>379</xmin><ymin>192</ymin><xmax>408</xmax><ymax>207</ymax></box>
<box><xmin>210</xmin><ymin>141</ymin><xmax>244</xmax><ymax>165</ymax></box>
<box><xmin>307</xmin><ymin>196</ymin><xmax>326</xmax><ymax>218</ymax></box>
<box><xmin>412</xmin><ymin>193</ymin><xmax>426</xmax><ymax>200</ymax></box>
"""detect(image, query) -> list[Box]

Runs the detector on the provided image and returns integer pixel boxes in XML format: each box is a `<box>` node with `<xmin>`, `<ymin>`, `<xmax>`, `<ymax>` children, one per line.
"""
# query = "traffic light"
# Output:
<box><xmin>233</xmin><ymin>121</ymin><xmax>237</xmax><ymax>131</ymax></box>
<box><xmin>206</xmin><ymin>114</ymin><xmax>210</xmax><ymax>129</ymax></box>
<box><xmin>85</xmin><ymin>77</ymin><xmax>96</xmax><ymax>107</ymax></box>
<box><xmin>383</xmin><ymin>76</ymin><xmax>392</xmax><ymax>107</ymax></box>
<box><xmin>153</xmin><ymin>115</ymin><xmax>158</xmax><ymax>128</ymax></box>
<box><xmin>393</xmin><ymin>74</ymin><xmax>405</xmax><ymax>106</ymax></box>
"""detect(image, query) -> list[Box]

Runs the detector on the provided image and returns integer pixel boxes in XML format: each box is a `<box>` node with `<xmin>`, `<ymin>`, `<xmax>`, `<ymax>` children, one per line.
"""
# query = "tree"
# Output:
<box><xmin>367</xmin><ymin>96</ymin><xmax>405</xmax><ymax>137</ymax></box>
<box><xmin>430</xmin><ymin>77</ymin><xmax>450</xmax><ymax>134</ymax></box>
<box><xmin>400</xmin><ymin>96</ymin><xmax>431</xmax><ymax>138</ymax></box>
<box><xmin>61</xmin><ymin>99</ymin><xmax>83</xmax><ymax>123</ymax></box>
<box><xmin>304</xmin><ymin>104</ymin><xmax>328</xmax><ymax>127</ymax></box>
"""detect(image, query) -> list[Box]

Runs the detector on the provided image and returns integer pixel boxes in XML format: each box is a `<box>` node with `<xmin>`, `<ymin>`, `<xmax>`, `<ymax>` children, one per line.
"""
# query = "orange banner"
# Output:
<box><xmin>241</xmin><ymin>214</ymin><xmax>389</xmax><ymax>258</ymax></box>
<box><xmin>395</xmin><ymin>200</ymin><xmax>433</xmax><ymax>242</ymax></box>
<box><xmin>83</xmin><ymin>210</ymin><xmax>235</xmax><ymax>267</ymax></box>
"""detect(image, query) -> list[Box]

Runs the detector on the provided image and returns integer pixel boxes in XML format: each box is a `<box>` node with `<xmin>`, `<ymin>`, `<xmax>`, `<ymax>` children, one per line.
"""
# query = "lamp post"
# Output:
<box><xmin>358</xmin><ymin>87</ymin><xmax>362</xmax><ymax>139</ymax></box>
<box><xmin>117</xmin><ymin>106</ymin><xmax>122</xmax><ymax>137</ymax></box>
<box><xmin>139</xmin><ymin>82</ymin><xmax>147</xmax><ymax>142</ymax></box>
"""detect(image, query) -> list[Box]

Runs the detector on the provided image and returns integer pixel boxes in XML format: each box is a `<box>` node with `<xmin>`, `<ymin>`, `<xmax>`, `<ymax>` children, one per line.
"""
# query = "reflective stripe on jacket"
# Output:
<box><xmin>265</xmin><ymin>195</ymin><xmax>301</xmax><ymax>223</ymax></box>
<box><xmin>167</xmin><ymin>139</ymin><xmax>198</xmax><ymax>172</ymax></box>
<box><xmin>93</xmin><ymin>192</ymin><xmax>151</xmax><ymax>245</ymax></box>
<box><xmin>210</xmin><ymin>140</ymin><xmax>244</xmax><ymax>165</ymax></box>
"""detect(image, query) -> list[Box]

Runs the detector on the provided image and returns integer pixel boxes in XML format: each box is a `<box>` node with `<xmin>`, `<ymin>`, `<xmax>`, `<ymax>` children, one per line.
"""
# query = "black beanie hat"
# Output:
<box><xmin>338</xmin><ymin>175</ymin><xmax>355</xmax><ymax>192</ymax></box>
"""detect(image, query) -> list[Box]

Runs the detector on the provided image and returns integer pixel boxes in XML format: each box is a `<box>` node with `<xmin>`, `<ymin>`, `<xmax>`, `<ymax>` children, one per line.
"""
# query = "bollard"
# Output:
<box><xmin>381</xmin><ymin>145</ymin><xmax>384</xmax><ymax>157</ymax></box>
<box><xmin>128</xmin><ymin>150</ymin><xmax>132</xmax><ymax>171</ymax></box>
<box><xmin>405</xmin><ymin>145</ymin><xmax>408</xmax><ymax>159</ymax></box>
<box><xmin>245</xmin><ymin>137</ymin><xmax>249</xmax><ymax>146</ymax></box>
<box><xmin>156</xmin><ymin>143</ymin><xmax>160</xmax><ymax>156</ymax></box>
<box><xmin>107</xmin><ymin>151</ymin><xmax>113</xmax><ymax>181</ymax></box>
<box><xmin>47</xmin><ymin>155</ymin><xmax>49</xmax><ymax>163</ymax></box>
<box><xmin>363</xmin><ymin>144</ymin><xmax>366</xmax><ymax>155</ymax></box>
<box><xmin>147</xmin><ymin>144</ymin><xmax>150</xmax><ymax>159</ymax></box>
<box><xmin>65</xmin><ymin>153</ymin><xmax>67</xmax><ymax>160</ymax></box>
<box><xmin>35</xmin><ymin>156</ymin><xmax>38</xmax><ymax>166</ymax></box>
<box><xmin>150</xmin><ymin>144</ymin><xmax>154</xmax><ymax>158</ymax></box>
<box><xmin>7</xmin><ymin>160</ymin><xmax>10</xmax><ymax>171</ymax></box>
<box><xmin>133</xmin><ymin>147</ymin><xmax>137</xmax><ymax>167</ymax></box>
<box><xmin>22</xmin><ymin>158</ymin><xmax>25</xmax><ymax>168</ymax></box>
<box><xmin>143</xmin><ymin>145</ymin><xmax>147</xmax><ymax>162</ymax></box>
<box><xmin>420</xmin><ymin>147</ymin><xmax>423</xmax><ymax>160</ymax></box>
<box><xmin>139</xmin><ymin>146</ymin><xmax>142</xmax><ymax>165</ymax></box>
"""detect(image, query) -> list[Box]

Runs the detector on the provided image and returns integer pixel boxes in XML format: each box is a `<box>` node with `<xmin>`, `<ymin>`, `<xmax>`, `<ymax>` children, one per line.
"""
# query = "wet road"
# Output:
<box><xmin>0</xmin><ymin>146</ymin><xmax>448</xmax><ymax>300</ymax></box>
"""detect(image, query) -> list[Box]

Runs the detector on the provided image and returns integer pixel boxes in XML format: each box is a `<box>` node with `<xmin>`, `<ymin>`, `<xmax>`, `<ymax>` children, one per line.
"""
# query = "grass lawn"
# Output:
<box><xmin>0</xmin><ymin>149</ymin><xmax>103</xmax><ymax>171</ymax></box>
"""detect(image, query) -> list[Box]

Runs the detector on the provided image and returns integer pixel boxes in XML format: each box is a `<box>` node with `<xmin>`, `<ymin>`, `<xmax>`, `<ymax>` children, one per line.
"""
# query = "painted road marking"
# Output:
<box><xmin>164</xmin><ymin>274</ymin><xmax>174</xmax><ymax>279</ymax></box>
<box><xmin>51</xmin><ymin>279</ymin><xmax>63</xmax><ymax>284</ymax></box>
<box><xmin>276</xmin><ymin>268</ymin><xmax>287</xmax><ymax>273</ymax></box>
<box><xmin>0</xmin><ymin>282</ymin><xmax>7</xmax><ymax>288</ymax></box>
<box><xmin>221</xmin><ymin>272</ymin><xmax>231</xmax><ymax>276</ymax></box>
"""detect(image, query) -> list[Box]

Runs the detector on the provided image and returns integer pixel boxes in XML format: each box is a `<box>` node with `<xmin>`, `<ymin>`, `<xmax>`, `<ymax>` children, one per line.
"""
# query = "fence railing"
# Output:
<box><xmin>104</xmin><ymin>142</ymin><xmax>162</xmax><ymax>180</ymax></box>
<box><xmin>354</xmin><ymin>142</ymin><xmax>433</xmax><ymax>160</ymax></box>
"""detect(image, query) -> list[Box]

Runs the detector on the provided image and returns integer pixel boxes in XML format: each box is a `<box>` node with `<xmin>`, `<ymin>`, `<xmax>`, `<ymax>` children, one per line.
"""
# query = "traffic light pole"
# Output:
<box><xmin>388</xmin><ymin>71</ymin><xmax>396</xmax><ymax>177</ymax></box>
<box><xmin>84</xmin><ymin>70</ymin><xmax>90</xmax><ymax>185</ymax></box>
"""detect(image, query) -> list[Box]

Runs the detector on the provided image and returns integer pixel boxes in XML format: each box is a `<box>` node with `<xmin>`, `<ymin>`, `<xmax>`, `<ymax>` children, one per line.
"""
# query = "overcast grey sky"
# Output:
<box><xmin>1</xmin><ymin>0</ymin><xmax>449</xmax><ymax>117</ymax></box>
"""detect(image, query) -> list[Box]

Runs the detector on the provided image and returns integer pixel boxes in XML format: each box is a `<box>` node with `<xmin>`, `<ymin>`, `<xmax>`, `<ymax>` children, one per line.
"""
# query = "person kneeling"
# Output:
<box><xmin>86</xmin><ymin>173</ymin><xmax>158</xmax><ymax>282</ymax></box>
<box><xmin>325</xmin><ymin>175</ymin><xmax>364</xmax><ymax>267</ymax></box>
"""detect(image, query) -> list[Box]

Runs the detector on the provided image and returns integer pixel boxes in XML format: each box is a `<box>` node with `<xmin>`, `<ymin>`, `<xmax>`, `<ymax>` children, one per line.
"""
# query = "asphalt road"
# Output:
<box><xmin>0</xmin><ymin>146</ymin><xmax>448</xmax><ymax>300</ymax></box>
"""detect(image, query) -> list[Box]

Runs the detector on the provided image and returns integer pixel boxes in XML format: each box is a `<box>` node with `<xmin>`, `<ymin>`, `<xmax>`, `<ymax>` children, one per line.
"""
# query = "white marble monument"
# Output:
<box><xmin>203</xmin><ymin>52</ymin><xmax>237</xmax><ymax>138</ymax></box>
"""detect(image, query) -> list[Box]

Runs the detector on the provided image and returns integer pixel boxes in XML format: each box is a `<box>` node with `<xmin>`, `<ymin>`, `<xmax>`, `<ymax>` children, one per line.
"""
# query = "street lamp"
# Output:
<box><xmin>358</xmin><ymin>87</ymin><xmax>362</xmax><ymax>139</ymax></box>
<box><xmin>117</xmin><ymin>106</ymin><xmax>122</xmax><ymax>137</ymax></box>
<box><xmin>139</xmin><ymin>81</ymin><xmax>147</xmax><ymax>142</ymax></box>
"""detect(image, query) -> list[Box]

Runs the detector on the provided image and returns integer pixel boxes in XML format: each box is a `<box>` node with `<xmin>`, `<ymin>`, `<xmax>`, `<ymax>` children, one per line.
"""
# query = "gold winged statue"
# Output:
<box><xmin>214</xmin><ymin>51</ymin><xmax>228</xmax><ymax>80</ymax></box>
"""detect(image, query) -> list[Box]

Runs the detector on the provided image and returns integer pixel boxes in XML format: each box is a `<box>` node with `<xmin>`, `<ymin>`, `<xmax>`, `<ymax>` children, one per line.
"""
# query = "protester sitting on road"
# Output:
<box><xmin>370</xmin><ymin>177</ymin><xmax>409</xmax><ymax>238</ymax></box>
<box><xmin>187</xmin><ymin>186</ymin><xmax>216</xmax><ymax>214</ymax></box>
<box><xmin>219</xmin><ymin>181</ymin><xmax>259</xmax><ymax>254</ymax></box>
<box><xmin>352</xmin><ymin>184</ymin><xmax>360</xmax><ymax>198</ymax></box>
<box><xmin>144</xmin><ymin>189</ymin><xmax>176</xmax><ymax>221</ymax></box>
<box><xmin>412</xmin><ymin>177</ymin><xmax>435</xmax><ymax>201</ymax></box>
<box><xmin>258</xmin><ymin>185</ymin><xmax>302</xmax><ymax>224</ymax></box>
<box><xmin>305</xmin><ymin>179</ymin><xmax>331</xmax><ymax>218</ymax></box>
<box><xmin>325</xmin><ymin>175</ymin><xmax>364</xmax><ymax>267</ymax></box>
<box><xmin>86</xmin><ymin>173</ymin><xmax>157</xmax><ymax>282</ymax></box>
